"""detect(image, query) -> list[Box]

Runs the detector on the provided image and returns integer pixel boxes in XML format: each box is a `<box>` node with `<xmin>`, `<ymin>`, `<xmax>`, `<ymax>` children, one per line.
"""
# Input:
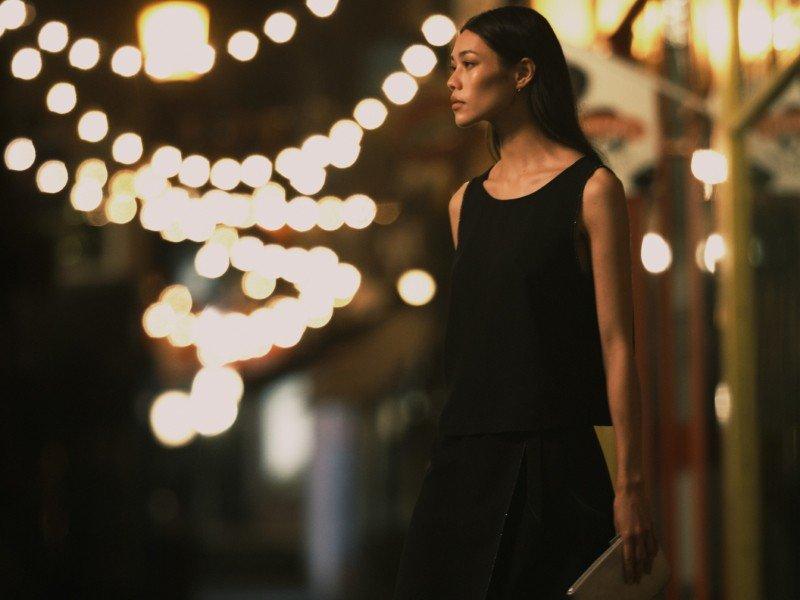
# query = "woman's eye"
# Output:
<box><xmin>448</xmin><ymin>65</ymin><xmax>456</xmax><ymax>71</ymax></box>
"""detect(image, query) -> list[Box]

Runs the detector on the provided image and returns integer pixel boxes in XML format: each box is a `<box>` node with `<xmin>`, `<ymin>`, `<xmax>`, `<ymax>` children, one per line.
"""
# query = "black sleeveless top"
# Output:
<box><xmin>438</xmin><ymin>155</ymin><xmax>613</xmax><ymax>435</ymax></box>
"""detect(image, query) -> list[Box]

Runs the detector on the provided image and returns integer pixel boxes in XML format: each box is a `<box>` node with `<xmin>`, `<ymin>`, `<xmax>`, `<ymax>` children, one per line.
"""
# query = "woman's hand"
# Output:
<box><xmin>613</xmin><ymin>483</ymin><xmax>659</xmax><ymax>584</ymax></box>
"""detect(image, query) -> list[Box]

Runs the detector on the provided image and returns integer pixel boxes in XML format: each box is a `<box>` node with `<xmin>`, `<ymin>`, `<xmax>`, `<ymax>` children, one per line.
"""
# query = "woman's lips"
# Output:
<box><xmin>451</xmin><ymin>101</ymin><xmax>465</xmax><ymax>110</ymax></box>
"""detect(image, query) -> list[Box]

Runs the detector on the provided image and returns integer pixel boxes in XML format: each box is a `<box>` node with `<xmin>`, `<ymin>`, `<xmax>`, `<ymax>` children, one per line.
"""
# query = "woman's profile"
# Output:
<box><xmin>392</xmin><ymin>6</ymin><xmax>660</xmax><ymax>598</ymax></box>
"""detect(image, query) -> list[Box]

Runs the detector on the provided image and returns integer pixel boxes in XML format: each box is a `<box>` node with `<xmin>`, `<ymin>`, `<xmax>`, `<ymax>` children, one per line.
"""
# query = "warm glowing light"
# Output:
<box><xmin>105</xmin><ymin>192</ymin><xmax>138</xmax><ymax>224</ymax></box>
<box><xmin>46</xmin><ymin>82</ymin><xmax>77</xmax><ymax>114</ymax></box>
<box><xmin>401</xmin><ymin>44</ymin><xmax>437</xmax><ymax>77</ymax></box>
<box><xmin>691</xmin><ymin>149</ymin><xmax>727</xmax><ymax>199</ymax></box>
<box><xmin>69</xmin><ymin>179</ymin><xmax>104</xmax><ymax>211</ymax></box>
<box><xmin>381</xmin><ymin>71</ymin><xmax>418</xmax><ymax>105</ymax></box>
<box><xmin>285</xmin><ymin>196</ymin><xmax>319</xmax><ymax>231</ymax></box>
<box><xmin>210</xmin><ymin>225</ymin><xmax>239</xmax><ymax>248</ymax></box>
<box><xmin>738</xmin><ymin>0</ymin><xmax>773</xmax><ymax>60</ymax></box>
<box><xmin>76</xmin><ymin>158</ymin><xmax>108</xmax><ymax>185</ymax></box>
<box><xmin>714</xmin><ymin>381</ymin><xmax>731</xmax><ymax>424</ymax></box>
<box><xmin>192</xmin><ymin>394</ymin><xmax>238</xmax><ymax>436</ymax></box>
<box><xmin>143</xmin><ymin>302</ymin><xmax>177</xmax><ymax>337</ymax></box>
<box><xmin>698</xmin><ymin>2</ymin><xmax>730</xmax><ymax>71</ymax></box>
<box><xmin>703</xmin><ymin>232</ymin><xmax>726</xmax><ymax>273</ymax></box>
<box><xmin>110</xmin><ymin>169</ymin><xmax>136</xmax><ymax>195</ymax></box>
<box><xmin>192</xmin><ymin>366</ymin><xmax>244</xmax><ymax>404</ymax></box>
<box><xmin>596</xmin><ymin>0</ymin><xmax>633</xmax><ymax>35</ymax></box>
<box><xmin>69</xmin><ymin>38</ymin><xmax>101</xmax><ymax>70</ymax></box>
<box><xmin>77</xmin><ymin>110</ymin><xmax>109</xmax><ymax>142</ymax></box>
<box><xmin>112</xmin><ymin>132</ymin><xmax>144</xmax><ymax>165</ymax></box>
<box><xmin>240</xmin><ymin>154</ymin><xmax>272</xmax><ymax>187</ymax></box>
<box><xmin>640</xmin><ymin>232</ymin><xmax>672</xmax><ymax>274</ymax></box>
<box><xmin>195</xmin><ymin>242</ymin><xmax>230</xmax><ymax>278</ymax></box>
<box><xmin>421</xmin><ymin>14</ymin><xmax>456</xmax><ymax>46</ymax></box>
<box><xmin>316</xmin><ymin>196</ymin><xmax>344</xmax><ymax>231</ymax></box>
<box><xmin>397</xmin><ymin>269</ymin><xmax>436</xmax><ymax>306</ymax></box>
<box><xmin>230</xmin><ymin>236</ymin><xmax>264</xmax><ymax>271</ymax></box>
<box><xmin>159</xmin><ymin>284</ymin><xmax>192</xmax><ymax>313</ymax></box>
<box><xmin>301</xmin><ymin>134</ymin><xmax>331</xmax><ymax>168</ymax></box>
<box><xmin>773</xmin><ymin>10</ymin><xmax>800</xmax><ymax>51</ymax></box>
<box><xmin>149</xmin><ymin>391</ymin><xmax>196</xmax><ymax>448</ymax></box>
<box><xmin>0</xmin><ymin>0</ymin><xmax>27</xmax><ymax>30</ymax></box>
<box><xmin>275</xmin><ymin>147</ymin><xmax>303</xmax><ymax>179</ymax></box>
<box><xmin>179</xmin><ymin>154</ymin><xmax>210</xmax><ymax>187</ymax></box>
<box><xmin>631</xmin><ymin>1</ymin><xmax>663</xmax><ymax>61</ymax></box>
<box><xmin>133</xmin><ymin>166</ymin><xmax>168</xmax><ymax>201</ymax></box>
<box><xmin>332</xmin><ymin>262</ymin><xmax>361</xmax><ymax>302</ymax></box>
<box><xmin>535</xmin><ymin>0</ymin><xmax>594</xmax><ymax>46</ymax></box>
<box><xmin>325</xmin><ymin>140</ymin><xmax>358</xmax><ymax>170</ymax></box>
<box><xmin>329</xmin><ymin>119</ymin><xmax>363</xmax><ymax>146</ymax></box>
<box><xmin>210</xmin><ymin>157</ymin><xmax>241</xmax><ymax>190</ymax></box>
<box><xmin>168</xmin><ymin>314</ymin><xmax>195</xmax><ymax>347</ymax></box>
<box><xmin>11</xmin><ymin>47</ymin><xmax>42</xmax><ymax>80</ymax></box>
<box><xmin>342</xmin><ymin>193</ymin><xmax>376</xmax><ymax>229</ymax></box>
<box><xmin>227</xmin><ymin>30</ymin><xmax>259</xmax><ymax>60</ymax></box>
<box><xmin>111</xmin><ymin>45</ymin><xmax>143</xmax><ymax>76</ymax></box>
<box><xmin>290</xmin><ymin>167</ymin><xmax>326</xmax><ymax>196</ymax></box>
<box><xmin>36</xmin><ymin>160</ymin><xmax>69</xmax><ymax>193</ymax></box>
<box><xmin>38</xmin><ymin>21</ymin><xmax>69</xmax><ymax>53</ymax></box>
<box><xmin>353</xmin><ymin>98</ymin><xmax>388</xmax><ymax>130</ymax></box>
<box><xmin>151</xmin><ymin>145</ymin><xmax>182</xmax><ymax>178</ymax></box>
<box><xmin>141</xmin><ymin>187</ymin><xmax>186</xmax><ymax>231</ymax></box>
<box><xmin>306</xmin><ymin>0</ymin><xmax>339</xmax><ymax>18</ymax></box>
<box><xmin>137</xmin><ymin>1</ymin><xmax>210</xmax><ymax>81</ymax></box>
<box><xmin>263</xmin><ymin>11</ymin><xmax>297</xmax><ymax>43</ymax></box>
<box><xmin>4</xmin><ymin>137</ymin><xmax>35</xmax><ymax>171</ymax></box>
<box><xmin>252</xmin><ymin>183</ymin><xmax>287</xmax><ymax>230</ymax></box>
<box><xmin>242</xmin><ymin>271</ymin><xmax>276</xmax><ymax>299</ymax></box>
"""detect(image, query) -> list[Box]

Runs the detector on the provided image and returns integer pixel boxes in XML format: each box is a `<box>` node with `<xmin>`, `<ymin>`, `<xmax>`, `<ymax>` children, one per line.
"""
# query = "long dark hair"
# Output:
<box><xmin>459</xmin><ymin>5</ymin><xmax>605</xmax><ymax>164</ymax></box>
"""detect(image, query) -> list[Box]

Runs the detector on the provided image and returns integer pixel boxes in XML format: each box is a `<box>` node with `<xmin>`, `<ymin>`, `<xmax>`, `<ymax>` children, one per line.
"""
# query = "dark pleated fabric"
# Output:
<box><xmin>392</xmin><ymin>424</ymin><xmax>617</xmax><ymax>600</ymax></box>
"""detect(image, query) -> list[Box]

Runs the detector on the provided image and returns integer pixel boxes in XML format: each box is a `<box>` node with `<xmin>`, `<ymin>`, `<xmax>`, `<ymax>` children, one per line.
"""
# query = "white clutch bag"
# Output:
<box><xmin>566</xmin><ymin>534</ymin><xmax>670</xmax><ymax>599</ymax></box>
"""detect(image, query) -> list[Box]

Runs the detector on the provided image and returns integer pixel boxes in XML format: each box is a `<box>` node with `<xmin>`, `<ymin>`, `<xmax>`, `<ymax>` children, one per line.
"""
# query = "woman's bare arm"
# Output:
<box><xmin>581</xmin><ymin>166</ymin><xmax>658</xmax><ymax>583</ymax></box>
<box><xmin>448</xmin><ymin>181</ymin><xmax>469</xmax><ymax>250</ymax></box>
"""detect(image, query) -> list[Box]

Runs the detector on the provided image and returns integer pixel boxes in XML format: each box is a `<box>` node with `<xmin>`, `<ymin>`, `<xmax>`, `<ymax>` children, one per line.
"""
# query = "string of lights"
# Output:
<box><xmin>2</xmin><ymin>1</ymin><xmax>457</xmax><ymax>447</ymax></box>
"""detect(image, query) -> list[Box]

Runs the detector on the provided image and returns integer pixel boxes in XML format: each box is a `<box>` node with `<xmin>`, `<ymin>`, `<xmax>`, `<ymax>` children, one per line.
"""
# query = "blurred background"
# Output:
<box><xmin>0</xmin><ymin>0</ymin><xmax>797</xmax><ymax>598</ymax></box>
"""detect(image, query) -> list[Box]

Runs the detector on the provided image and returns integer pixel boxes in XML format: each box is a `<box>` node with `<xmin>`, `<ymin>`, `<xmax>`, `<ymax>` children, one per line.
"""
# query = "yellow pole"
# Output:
<box><xmin>715</xmin><ymin>0</ymin><xmax>761</xmax><ymax>598</ymax></box>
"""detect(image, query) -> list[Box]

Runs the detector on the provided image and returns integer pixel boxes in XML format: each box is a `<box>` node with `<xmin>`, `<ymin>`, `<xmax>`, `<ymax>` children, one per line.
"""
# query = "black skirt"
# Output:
<box><xmin>392</xmin><ymin>424</ymin><xmax>617</xmax><ymax>599</ymax></box>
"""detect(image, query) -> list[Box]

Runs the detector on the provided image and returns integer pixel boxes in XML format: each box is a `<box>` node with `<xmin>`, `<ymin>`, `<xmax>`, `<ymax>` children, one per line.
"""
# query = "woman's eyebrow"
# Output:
<box><xmin>449</xmin><ymin>50</ymin><xmax>478</xmax><ymax>60</ymax></box>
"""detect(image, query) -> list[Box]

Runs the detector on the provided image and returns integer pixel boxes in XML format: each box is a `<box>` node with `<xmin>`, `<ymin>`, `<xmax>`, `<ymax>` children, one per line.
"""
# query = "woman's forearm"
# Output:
<box><xmin>604</xmin><ymin>342</ymin><xmax>645</xmax><ymax>491</ymax></box>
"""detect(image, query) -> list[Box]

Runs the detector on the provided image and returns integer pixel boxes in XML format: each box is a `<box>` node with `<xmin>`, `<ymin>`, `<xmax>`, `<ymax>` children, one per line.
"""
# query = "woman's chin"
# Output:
<box><xmin>454</xmin><ymin>113</ymin><xmax>478</xmax><ymax>128</ymax></box>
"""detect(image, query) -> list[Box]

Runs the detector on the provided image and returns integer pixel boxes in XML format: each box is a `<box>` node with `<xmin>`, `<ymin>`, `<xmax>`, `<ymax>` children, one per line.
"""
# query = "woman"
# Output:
<box><xmin>393</xmin><ymin>6</ymin><xmax>660</xmax><ymax>599</ymax></box>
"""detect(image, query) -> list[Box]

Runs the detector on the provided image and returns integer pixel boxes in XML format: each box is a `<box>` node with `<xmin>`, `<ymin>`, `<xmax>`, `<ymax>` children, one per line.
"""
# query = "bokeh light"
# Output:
<box><xmin>77</xmin><ymin>110</ymin><xmax>109</xmax><ymax>142</ymax></box>
<box><xmin>38</xmin><ymin>21</ymin><xmax>69</xmax><ymax>53</ymax></box>
<box><xmin>11</xmin><ymin>47</ymin><xmax>42</xmax><ymax>80</ymax></box>
<box><xmin>111</xmin><ymin>45</ymin><xmax>143</xmax><ymax>76</ymax></box>
<box><xmin>4</xmin><ymin>137</ymin><xmax>36</xmax><ymax>171</ymax></box>
<box><xmin>36</xmin><ymin>160</ymin><xmax>69</xmax><ymax>193</ymax></box>
<box><xmin>263</xmin><ymin>11</ymin><xmax>296</xmax><ymax>43</ymax></box>
<box><xmin>68</xmin><ymin>37</ymin><xmax>101</xmax><ymax>70</ymax></box>
<box><xmin>227</xmin><ymin>30</ymin><xmax>259</xmax><ymax>60</ymax></box>
<box><xmin>46</xmin><ymin>82</ymin><xmax>77</xmax><ymax>114</ymax></box>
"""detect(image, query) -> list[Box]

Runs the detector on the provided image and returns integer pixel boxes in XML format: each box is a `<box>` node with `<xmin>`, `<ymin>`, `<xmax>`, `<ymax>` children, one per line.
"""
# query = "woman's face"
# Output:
<box><xmin>447</xmin><ymin>30</ymin><xmax>517</xmax><ymax>128</ymax></box>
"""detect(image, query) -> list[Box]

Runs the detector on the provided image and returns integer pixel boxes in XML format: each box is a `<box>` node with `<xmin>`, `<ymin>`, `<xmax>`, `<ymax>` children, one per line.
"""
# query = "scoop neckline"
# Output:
<box><xmin>479</xmin><ymin>155</ymin><xmax>589</xmax><ymax>203</ymax></box>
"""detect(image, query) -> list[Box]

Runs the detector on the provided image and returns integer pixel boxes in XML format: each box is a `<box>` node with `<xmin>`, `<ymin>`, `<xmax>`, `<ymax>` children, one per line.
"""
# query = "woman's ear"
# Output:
<box><xmin>516</xmin><ymin>57</ymin><xmax>535</xmax><ymax>88</ymax></box>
